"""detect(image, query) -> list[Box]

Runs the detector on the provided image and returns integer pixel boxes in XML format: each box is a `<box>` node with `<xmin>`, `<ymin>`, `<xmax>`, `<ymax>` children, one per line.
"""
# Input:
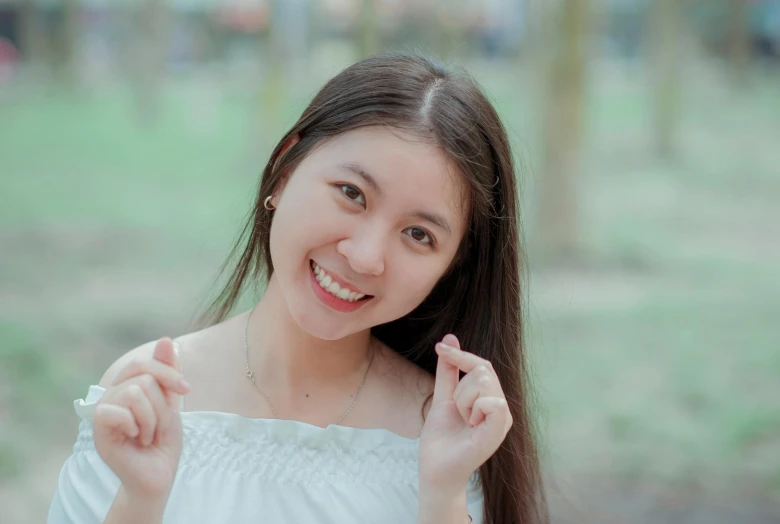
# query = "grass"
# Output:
<box><xmin>0</xmin><ymin>57</ymin><xmax>778</xmax><ymax>516</ymax></box>
<box><xmin>0</xmin><ymin>321</ymin><xmax>83</xmax><ymax>481</ymax></box>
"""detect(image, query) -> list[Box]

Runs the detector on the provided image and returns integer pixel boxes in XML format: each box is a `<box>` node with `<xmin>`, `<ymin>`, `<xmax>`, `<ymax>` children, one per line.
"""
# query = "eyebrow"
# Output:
<box><xmin>340</xmin><ymin>162</ymin><xmax>452</xmax><ymax>234</ymax></box>
<box><xmin>412</xmin><ymin>211</ymin><xmax>451</xmax><ymax>234</ymax></box>
<box><xmin>342</xmin><ymin>163</ymin><xmax>381</xmax><ymax>195</ymax></box>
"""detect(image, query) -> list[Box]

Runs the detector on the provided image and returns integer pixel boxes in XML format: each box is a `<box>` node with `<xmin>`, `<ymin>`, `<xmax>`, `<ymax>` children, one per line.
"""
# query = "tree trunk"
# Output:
<box><xmin>728</xmin><ymin>0</ymin><xmax>750</xmax><ymax>85</ymax></box>
<box><xmin>536</xmin><ymin>0</ymin><xmax>589</xmax><ymax>263</ymax></box>
<box><xmin>435</xmin><ymin>0</ymin><xmax>461</xmax><ymax>60</ymax></box>
<box><xmin>59</xmin><ymin>0</ymin><xmax>80</xmax><ymax>87</ymax></box>
<box><xmin>359</xmin><ymin>0</ymin><xmax>380</xmax><ymax>58</ymax></box>
<box><xmin>264</xmin><ymin>2</ymin><xmax>285</xmax><ymax>123</ymax></box>
<box><xmin>19</xmin><ymin>0</ymin><xmax>45</xmax><ymax>66</ymax></box>
<box><xmin>524</xmin><ymin>0</ymin><xmax>544</xmax><ymax>57</ymax></box>
<box><xmin>133</xmin><ymin>0</ymin><xmax>167</xmax><ymax>125</ymax></box>
<box><xmin>248</xmin><ymin>0</ymin><xmax>286</xmax><ymax>159</ymax></box>
<box><xmin>649</xmin><ymin>0</ymin><xmax>681</xmax><ymax>158</ymax></box>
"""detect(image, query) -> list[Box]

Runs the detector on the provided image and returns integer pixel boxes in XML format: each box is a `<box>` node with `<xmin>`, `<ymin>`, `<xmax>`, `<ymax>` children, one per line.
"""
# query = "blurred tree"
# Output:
<box><xmin>193</xmin><ymin>11</ymin><xmax>222</xmax><ymax>65</ymax></box>
<box><xmin>264</xmin><ymin>0</ymin><xmax>285</xmax><ymax>123</ymax></box>
<box><xmin>59</xmin><ymin>0</ymin><xmax>81</xmax><ymax>87</ymax></box>
<box><xmin>360</xmin><ymin>0</ymin><xmax>380</xmax><ymax>58</ymax></box>
<box><xmin>728</xmin><ymin>0</ymin><xmax>751</xmax><ymax>84</ymax></box>
<box><xmin>536</xmin><ymin>0</ymin><xmax>590</xmax><ymax>263</ymax></box>
<box><xmin>435</xmin><ymin>0</ymin><xmax>463</xmax><ymax>60</ymax></box>
<box><xmin>648</xmin><ymin>0</ymin><xmax>682</xmax><ymax>158</ymax></box>
<box><xmin>246</xmin><ymin>0</ymin><xmax>309</xmax><ymax>162</ymax></box>
<box><xmin>133</xmin><ymin>0</ymin><xmax>168</xmax><ymax>124</ymax></box>
<box><xmin>20</xmin><ymin>0</ymin><xmax>45</xmax><ymax>68</ymax></box>
<box><xmin>524</xmin><ymin>0</ymin><xmax>544</xmax><ymax>56</ymax></box>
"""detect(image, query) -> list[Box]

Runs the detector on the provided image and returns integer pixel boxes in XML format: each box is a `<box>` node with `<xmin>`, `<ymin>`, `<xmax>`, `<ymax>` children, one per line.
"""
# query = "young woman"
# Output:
<box><xmin>47</xmin><ymin>53</ymin><xmax>547</xmax><ymax>524</ymax></box>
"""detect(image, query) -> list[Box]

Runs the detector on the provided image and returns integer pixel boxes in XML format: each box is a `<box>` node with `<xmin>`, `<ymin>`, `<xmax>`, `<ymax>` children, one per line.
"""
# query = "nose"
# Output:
<box><xmin>336</xmin><ymin>226</ymin><xmax>386</xmax><ymax>277</ymax></box>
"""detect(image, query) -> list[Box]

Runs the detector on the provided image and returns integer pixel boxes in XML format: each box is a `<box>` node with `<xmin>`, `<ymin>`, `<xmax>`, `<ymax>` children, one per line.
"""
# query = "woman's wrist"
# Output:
<box><xmin>105</xmin><ymin>485</ymin><xmax>170</xmax><ymax>524</ymax></box>
<box><xmin>417</xmin><ymin>481</ymin><xmax>470</xmax><ymax>524</ymax></box>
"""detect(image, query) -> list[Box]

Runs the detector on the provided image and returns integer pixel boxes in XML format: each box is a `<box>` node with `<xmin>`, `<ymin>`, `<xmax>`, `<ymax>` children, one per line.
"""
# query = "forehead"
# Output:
<box><xmin>307</xmin><ymin>126</ymin><xmax>469</xmax><ymax>217</ymax></box>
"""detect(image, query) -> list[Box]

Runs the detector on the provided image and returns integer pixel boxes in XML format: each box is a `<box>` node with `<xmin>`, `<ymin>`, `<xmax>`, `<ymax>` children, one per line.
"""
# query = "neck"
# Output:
<box><xmin>245</xmin><ymin>275</ymin><xmax>374</xmax><ymax>407</ymax></box>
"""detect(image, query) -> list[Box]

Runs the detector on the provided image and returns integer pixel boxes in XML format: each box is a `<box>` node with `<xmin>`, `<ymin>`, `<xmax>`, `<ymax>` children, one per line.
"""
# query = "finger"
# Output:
<box><xmin>441</xmin><ymin>333</ymin><xmax>460</xmax><ymax>349</ymax></box>
<box><xmin>452</xmin><ymin>380</ymin><xmax>480</xmax><ymax>426</ymax></box>
<box><xmin>454</xmin><ymin>363</ymin><xmax>502</xmax><ymax>397</ymax></box>
<box><xmin>436</xmin><ymin>343</ymin><xmax>494</xmax><ymax>376</ymax></box>
<box><xmin>470</xmin><ymin>397</ymin><xmax>511</xmax><ymax>438</ymax></box>
<box><xmin>112</xmin><ymin>356</ymin><xmax>190</xmax><ymax>396</ymax></box>
<box><xmin>153</xmin><ymin>338</ymin><xmax>183</xmax><ymax>411</ymax></box>
<box><xmin>453</xmin><ymin>364</ymin><xmax>502</xmax><ymax>426</ymax></box>
<box><xmin>130</xmin><ymin>374</ymin><xmax>170</xmax><ymax>442</ymax></box>
<box><xmin>432</xmin><ymin>345</ymin><xmax>460</xmax><ymax>405</ymax></box>
<box><xmin>153</xmin><ymin>337</ymin><xmax>180</xmax><ymax>370</ymax></box>
<box><xmin>469</xmin><ymin>404</ymin><xmax>486</xmax><ymax>427</ymax></box>
<box><xmin>122</xmin><ymin>384</ymin><xmax>158</xmax><ymax>446</ymax></box>
<box><xmin>95</xmin><ymin>403</ymin><xmax>139</xmax><ymax>439</ymax></box>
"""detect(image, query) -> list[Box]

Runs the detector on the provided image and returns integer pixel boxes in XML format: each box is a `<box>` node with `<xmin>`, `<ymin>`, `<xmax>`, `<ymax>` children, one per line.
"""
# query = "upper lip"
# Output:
<box><xmin>312</xmin><ymin>260</ymin><xmax>372</xmax><ymax>296</ymax></box>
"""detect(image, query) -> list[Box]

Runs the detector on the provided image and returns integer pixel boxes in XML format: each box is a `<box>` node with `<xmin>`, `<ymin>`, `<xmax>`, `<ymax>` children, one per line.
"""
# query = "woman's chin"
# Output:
<box><xmin>290</xmin><ymin>308</ymin><xmax>361</xmax><ymax>341</ymax></box>
<box><xmin>306</xmin><ymin>324</ymin><xmax>361</xmax><ymax>342</ymax></box>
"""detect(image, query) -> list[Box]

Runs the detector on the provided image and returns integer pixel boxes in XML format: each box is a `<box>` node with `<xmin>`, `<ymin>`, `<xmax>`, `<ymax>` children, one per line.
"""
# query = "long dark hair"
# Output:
<box><xmin>199</xmin><ymin>53</ymin><xmax>547</xmax><ymax>524</ymax></box>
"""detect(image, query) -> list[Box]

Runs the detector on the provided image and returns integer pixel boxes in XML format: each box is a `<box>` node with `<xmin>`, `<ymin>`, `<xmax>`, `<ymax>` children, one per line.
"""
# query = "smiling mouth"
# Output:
<box><xmin>310</xmin><ymin>260</ymin><xmax>373</xmax><ymax>303</ymax></box>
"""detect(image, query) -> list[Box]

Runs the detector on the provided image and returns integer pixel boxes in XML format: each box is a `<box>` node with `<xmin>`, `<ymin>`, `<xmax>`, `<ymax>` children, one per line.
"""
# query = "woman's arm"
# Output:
<box><xmin>416</xmin><ymin>483</ymin><xmax>471</xmax><ymax>524</ymax></box>
<box><xmin>104</xmin><ymin>486</ymin><xmax>169</xmax><ymax>524</ymax></box>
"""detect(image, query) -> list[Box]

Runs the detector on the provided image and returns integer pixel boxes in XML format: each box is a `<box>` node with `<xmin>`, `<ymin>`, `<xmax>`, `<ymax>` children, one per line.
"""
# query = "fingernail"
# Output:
<box><xmin>437</xmin><ymin>343</ymin><xmax>454</xmax><ymax>353</ymax></box>
<box><xmin>179</xmin><ymin>378</ymin><xmax>191</xmax><ymax>392</ymax></box>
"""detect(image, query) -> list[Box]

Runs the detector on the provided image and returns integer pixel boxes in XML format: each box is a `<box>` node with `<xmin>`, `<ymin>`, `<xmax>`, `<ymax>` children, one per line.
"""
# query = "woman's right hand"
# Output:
<box><xmin>93</xmin><ymin>337</ymin><xmax>190</xmax><ymax>499</ymax></box>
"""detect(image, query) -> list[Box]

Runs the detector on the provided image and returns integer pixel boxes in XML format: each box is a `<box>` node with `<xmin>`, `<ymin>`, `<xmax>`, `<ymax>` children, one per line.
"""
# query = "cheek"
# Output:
<box><xmin>270</xmin><ymin>203</ymin><xmax>356</xmax><ymax>283</ymax></box>
<box><xmin>271</xmin><ymin>187</ymin><xmax>334</xmax><ymax>249</ymax></box>
<box><xmin>385</xmin><ymin>261</ymin><xmax>445</xmax><ymax>311</ymax></box>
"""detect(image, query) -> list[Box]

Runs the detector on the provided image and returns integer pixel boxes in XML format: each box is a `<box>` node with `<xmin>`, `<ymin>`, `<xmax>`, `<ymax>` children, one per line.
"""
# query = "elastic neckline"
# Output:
<box><xmin>181</xmin><ymin>411</ymin><xmax>420</xmax><ymax>455</ymax></box>
<box><xmin>182</xmin><ymin>409</ymin><xmax>422</xmax><ymax>443</ymax></box>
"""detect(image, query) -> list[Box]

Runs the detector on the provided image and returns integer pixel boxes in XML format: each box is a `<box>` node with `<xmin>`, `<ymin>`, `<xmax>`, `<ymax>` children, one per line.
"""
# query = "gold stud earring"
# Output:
<box><xmin>263</xmin><ymin>196</ymin><xmax>275</xmax><ymax>211</ymax></box>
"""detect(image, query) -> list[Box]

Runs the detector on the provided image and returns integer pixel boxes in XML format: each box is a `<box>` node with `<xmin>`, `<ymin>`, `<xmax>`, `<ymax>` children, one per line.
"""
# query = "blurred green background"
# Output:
<box><xmin>0</xmin><ymin>0</ymin><xmax>779</xmax><ymax>522</ymax></box>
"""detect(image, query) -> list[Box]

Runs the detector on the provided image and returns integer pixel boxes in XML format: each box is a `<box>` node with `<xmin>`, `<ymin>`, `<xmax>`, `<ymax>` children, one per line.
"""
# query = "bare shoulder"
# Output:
<box><xmin>96</xmin><ymin>313</ymin><xmax>244</xmax><ymax>389</ymax></box>
<box><xmin>173</xmin><ymin>312</ymin><xmax>247</xmax><ymax>376</ymax></box>
<box><xmin>97</xmin><ymin>339</ymin><xmax>160</xmax><ymax>388</ymax></box>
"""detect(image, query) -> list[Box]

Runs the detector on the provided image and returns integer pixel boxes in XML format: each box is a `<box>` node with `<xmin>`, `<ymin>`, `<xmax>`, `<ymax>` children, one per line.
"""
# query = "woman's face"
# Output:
<box><xmin>269</xmin><ymin>126</ymin><xmax>469</xmax><ymax>341</ymax></box>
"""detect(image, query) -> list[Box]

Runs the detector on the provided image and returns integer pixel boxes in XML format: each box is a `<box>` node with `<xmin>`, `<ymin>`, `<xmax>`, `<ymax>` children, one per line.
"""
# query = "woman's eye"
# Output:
<box><xmin>404</xmin><ymin>227</ymin><xmax>433</xmax><ymax>246</ymax></box>
<box><xmin>340</xmin><ymin>184</ymin><xmax>365</xmax><ymax>206</ymax></box>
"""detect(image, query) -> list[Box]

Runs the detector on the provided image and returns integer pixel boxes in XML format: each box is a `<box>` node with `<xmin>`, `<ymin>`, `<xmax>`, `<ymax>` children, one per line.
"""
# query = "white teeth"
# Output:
<box><xmin>311</xmin><ymin>261</ymin><xmax>367</xmax><ymax>302</ymax></box>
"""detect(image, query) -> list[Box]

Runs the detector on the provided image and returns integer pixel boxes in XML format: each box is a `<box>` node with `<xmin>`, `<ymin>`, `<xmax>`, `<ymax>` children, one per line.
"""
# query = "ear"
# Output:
<box><xmin>269</xmin><ymin>134</ymin><xmax>301</xmax><ymax>202</ymax></box>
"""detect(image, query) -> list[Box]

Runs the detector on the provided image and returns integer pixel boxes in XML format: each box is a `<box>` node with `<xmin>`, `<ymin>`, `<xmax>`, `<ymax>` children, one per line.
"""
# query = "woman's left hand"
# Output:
<box><xmin>418</xmin><ymin>334</ymin><xmax>513</xmax><ymax>490</ymax></box>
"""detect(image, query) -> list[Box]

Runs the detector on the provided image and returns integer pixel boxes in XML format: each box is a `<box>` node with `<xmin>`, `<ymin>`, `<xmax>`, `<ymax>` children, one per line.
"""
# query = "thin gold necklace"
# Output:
<box><xmin>243</xmin><ymin>304</ymin><xmax>375</xmax><ymax>424</ymax></box>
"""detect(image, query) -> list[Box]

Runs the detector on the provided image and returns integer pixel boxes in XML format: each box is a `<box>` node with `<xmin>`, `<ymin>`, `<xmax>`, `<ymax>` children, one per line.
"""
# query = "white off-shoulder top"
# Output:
<box><xmin>46</xmin><ymin>384</ymin><xmax>484</xmax><ymax>523</ymax></box>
